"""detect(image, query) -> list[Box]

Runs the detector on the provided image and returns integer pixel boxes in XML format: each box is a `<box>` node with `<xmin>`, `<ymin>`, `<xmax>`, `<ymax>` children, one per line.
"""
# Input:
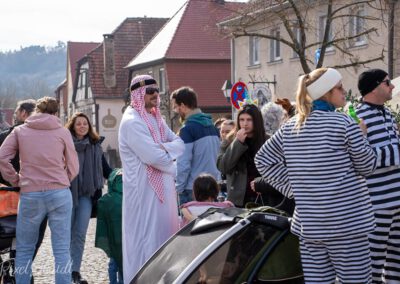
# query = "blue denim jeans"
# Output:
<box><xmin>178</xmin><ymin>189</ymin><xmax>193</xmax><ymax>207</ymax></box>
<box><xmin>108</xmin><ymin>258</ymin><xmax>123</xmax><ymax>284</ymax></box>
<box><xmin>70</xmin><ymin>196</ymin><xmax>92</xmax><ymax>272</ymax></box>
<box><xmin>16</xmin><ymin>189</ymin><xmax>72</xmax><ymax>284</ymax></box>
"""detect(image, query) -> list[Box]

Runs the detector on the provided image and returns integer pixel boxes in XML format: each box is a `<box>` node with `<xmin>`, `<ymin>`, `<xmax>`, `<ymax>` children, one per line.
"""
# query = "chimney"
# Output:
<box><xmin>103</xmin><ymin>34</ymin><xmax>116</xmax><ymax>88</ymax></box>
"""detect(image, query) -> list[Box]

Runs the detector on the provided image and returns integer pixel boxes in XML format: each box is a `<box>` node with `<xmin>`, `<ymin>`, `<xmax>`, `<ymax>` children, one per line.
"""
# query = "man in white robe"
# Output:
<box><xmin>119</xmin><ymin>74</ymin><xmax>184</xmax><ymax>283</ymax></box>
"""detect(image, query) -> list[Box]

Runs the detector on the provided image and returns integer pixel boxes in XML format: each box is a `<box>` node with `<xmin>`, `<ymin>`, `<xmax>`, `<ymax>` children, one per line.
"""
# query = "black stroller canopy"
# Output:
<box><xmin>132</xmin><ymin>207</ymin><xmax>303</xmax><ymax>284</ymax></box>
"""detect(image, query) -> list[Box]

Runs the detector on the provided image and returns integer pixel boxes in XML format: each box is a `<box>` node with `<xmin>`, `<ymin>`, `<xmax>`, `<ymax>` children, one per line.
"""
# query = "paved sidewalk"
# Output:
<box><xmin>32</xmin><ymin>218</ymin><xmax>110</xmax><ymax>283</ymax></box>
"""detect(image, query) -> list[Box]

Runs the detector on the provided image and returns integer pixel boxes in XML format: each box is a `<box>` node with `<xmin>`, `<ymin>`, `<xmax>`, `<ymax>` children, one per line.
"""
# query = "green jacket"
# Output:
<box><xmin>95</xmin><ymin>168</ymin><xmax>123</xmax><ymax>271</ymax></box>
<box><xmin>217</xmin><ymin>138</ymin><xmax>248</xmax><ymax>207</ymax></box>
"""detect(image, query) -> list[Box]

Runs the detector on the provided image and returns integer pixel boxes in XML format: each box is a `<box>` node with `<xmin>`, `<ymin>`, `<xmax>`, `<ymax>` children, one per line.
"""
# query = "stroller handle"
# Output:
<box><xmin>0</xmin><ymin>187</ymin><xmax>20</xmax><ymax>192</ymax></box>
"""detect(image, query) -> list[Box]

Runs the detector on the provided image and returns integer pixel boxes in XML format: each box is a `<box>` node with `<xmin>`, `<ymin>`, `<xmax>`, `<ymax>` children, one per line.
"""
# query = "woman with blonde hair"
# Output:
<box><xmin>255</xmin><ymin>68</ymin><xmax>377</xmax><ymax>283</ymax></box>
<box><xmin>65</xmin><ymin>112</ymin><xmax>112</xmax><ymax>284</ymax></box>
<box><xmin>0</xmin><ymin>96</ymin><xmax>79</xmax><ymax>283</ymax></box>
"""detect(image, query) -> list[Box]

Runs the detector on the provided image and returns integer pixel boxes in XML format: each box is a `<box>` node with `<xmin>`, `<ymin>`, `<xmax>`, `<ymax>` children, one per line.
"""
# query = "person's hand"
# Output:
<box><xmin>198</xmin><ymin>266</ymin><xmax>208</xmax><ymax>284</ymax></box>
<box><xmin>236</xmin><ymin>128</ymin><xmax>247</xmax><ymax>143</ymax></box>
<box><xmin>250</xmin><ymin>180</ymin><xmax>255</xmax><ymax>192</ymax></box>
<box><xmin>358</xmin><ymin>119</ymin><xmax>368</xmax><ymax>136</ymax></box>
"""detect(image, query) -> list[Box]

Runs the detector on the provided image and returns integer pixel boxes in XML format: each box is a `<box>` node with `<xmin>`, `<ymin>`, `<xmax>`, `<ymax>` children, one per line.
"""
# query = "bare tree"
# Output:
<box><xmin>25</xmin><ymin>78</ymin><xmax>53</xmax><ymax>99</ymax></box>
<box><xmin>0</xmin><ymin>80</ymin><xmax>18</xmax><ymax>108</ymax></box>
<box><xmin>219</xmin><ymin>0</ymin><xmax>387</xmax><ymax>73</ymax></box>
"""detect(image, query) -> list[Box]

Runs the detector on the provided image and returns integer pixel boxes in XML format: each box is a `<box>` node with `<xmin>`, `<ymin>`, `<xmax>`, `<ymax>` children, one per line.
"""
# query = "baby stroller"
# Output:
<box><xmin>0</xmin><ymin>186</ymin><xmax>18</xmax><ymax>284</ymax></box>
<box><xmin>132</xmin><ymin>206</ymin><xmax>304</xmax><ymax>284</ymax></box>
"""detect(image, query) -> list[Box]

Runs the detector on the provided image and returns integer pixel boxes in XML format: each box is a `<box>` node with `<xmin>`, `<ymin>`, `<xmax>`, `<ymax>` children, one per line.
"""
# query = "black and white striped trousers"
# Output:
<box><xmin>300</xmin><ymin>236</ymin><xmax>372</xmax><ymax>283</ymax></box>
<box><xmin>370</xmin><ymin>208</ymin><xmax>400</xmax><ymax>283</ymax></box>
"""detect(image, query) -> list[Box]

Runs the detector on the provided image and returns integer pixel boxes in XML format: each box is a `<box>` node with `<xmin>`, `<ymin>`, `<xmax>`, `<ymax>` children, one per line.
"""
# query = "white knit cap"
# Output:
<box><xmin>306</xmin><ymin>68</ymin><xmax>342</xmax><ymax>100</ymax></box>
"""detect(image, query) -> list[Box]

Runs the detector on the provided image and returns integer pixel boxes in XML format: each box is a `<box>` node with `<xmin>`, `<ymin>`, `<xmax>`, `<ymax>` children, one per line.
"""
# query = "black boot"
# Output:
<box><xmin>72</xmin><ymin>271</ymin><xmax>88</xmax><ymax>284</ymax></box>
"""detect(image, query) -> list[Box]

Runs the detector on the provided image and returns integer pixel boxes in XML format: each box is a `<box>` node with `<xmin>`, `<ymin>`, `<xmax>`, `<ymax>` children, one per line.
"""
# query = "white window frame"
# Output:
<box><xmin>159</xmin><ymin>68</ymin><xmax>165</xmax><ymax>93</ymax></box>
<box><xmin>78</xmin><ymin>69</ymin><xmax>89</xmax><ymax>99</ymax></box>
<box><xmin>292</xmin><ymin>22</ymin><xmax>301</xmax><ymax>58</ymax></box>
<box><xmin>270</xmin><ymin>29</ymin><xmax>281</xmax><ymax>61</ymax></box>
<box><xmin>249</xmin><ymin>36</ymin><xmax>260</xmax><ymax>65</ymax></box>
<box><xmin>349</xmin><ymin>7</ymin><xmax>367</xmax><ymax>47</ymax></box>
<box><xmin>319</xmin><ymin>15</ymin><xmax>334</xmax><ymax>51</ymax></box>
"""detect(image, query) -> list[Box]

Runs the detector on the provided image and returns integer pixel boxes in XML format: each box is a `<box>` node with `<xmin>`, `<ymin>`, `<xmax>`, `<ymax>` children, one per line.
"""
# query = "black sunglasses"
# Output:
<box><xmin>145</xmin><ymin>87</ymin><xmax>160</xmax><ymax>95</ymax></box>
<box><xmin>381</xmin><ymin>79</ymin><xmax>391</xmax><ymax>86</ymax></box>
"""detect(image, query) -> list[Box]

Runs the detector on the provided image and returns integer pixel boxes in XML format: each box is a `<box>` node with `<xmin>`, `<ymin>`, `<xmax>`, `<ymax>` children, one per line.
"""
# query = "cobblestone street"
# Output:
<box><xmin>31</xmin><ymin>218</ymin><xmax>109</xmax><ymax>283</ymax></box>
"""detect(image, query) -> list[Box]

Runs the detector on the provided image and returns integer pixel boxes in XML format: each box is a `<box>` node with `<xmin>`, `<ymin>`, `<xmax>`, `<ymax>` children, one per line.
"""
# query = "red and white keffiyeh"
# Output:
<box><xmin>130</xmin><ymin>74</ymin><xmax>166</xmax><ymax>203</ymax></box>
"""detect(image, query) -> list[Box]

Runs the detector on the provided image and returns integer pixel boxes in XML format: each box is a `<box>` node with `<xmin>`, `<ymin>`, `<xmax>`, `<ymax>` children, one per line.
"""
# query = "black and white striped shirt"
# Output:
<box><xmin>255</xmin><ymin>110</ymin><xmax>377</xmax><ymax>240</ymax></box>
<box><xmin>356</xmin><ymin>102</ymin><xmax>400</xmax><ymax>210</ymax></box>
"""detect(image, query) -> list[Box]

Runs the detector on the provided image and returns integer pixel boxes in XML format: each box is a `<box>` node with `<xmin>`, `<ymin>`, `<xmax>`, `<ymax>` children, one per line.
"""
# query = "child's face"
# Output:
<box><xmin>220</xmin><ymin>124</ymin><xmax>234</xmax><ymax>140</ymax></box>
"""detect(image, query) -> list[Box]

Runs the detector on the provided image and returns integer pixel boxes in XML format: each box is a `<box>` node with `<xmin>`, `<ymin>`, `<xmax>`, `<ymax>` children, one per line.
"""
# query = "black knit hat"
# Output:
<box><xmin>358</xmin><ymin>68</ymin><xmax>388</xmax><ymax>96</ymax></box>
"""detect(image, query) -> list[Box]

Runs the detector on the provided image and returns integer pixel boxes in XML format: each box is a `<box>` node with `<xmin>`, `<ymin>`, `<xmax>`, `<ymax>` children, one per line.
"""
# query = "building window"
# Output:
<box><xmin>249</xmin><ymin>36</ymin><xmax>260</xmax><ymax>65</ymax></box>
<box><xmin>79</xmin><ymin>71</ymin><xmax>85</xmax><ymax>88</ymax></box>
<box><xmin>319</xmin><ymin>15</ymin><xmax>333</xmax><ymax>50</ymax></box>
<box><xmin>349</xmin><ymin>7</ymin><xmax>366</xmax><ymax>46</ymax></box>
<box><xmin>270</xmin><ymin>29</ymin><xmax>281</xmax><ymax>61</ymax></box>
<box><xmin>292</xmin><ymin>22</ymin><xmax>302</xmax><ymax>58</ymax></box>
<box><xmin>159</xmin><ymin>68</ymin><xmax>165</xmax><ymax>93</ymax></box>
<box><xmin>78</xmin><ymin>70</ymin><xmax>89</xmax><ymax>99</ymax></box>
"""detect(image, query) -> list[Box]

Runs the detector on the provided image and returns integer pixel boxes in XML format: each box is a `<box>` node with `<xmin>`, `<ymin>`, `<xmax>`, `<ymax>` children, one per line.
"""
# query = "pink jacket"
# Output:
<box><xmin>0</xmin><ymin>113</ymin><xmax>79</xmax><ymax>193</ymax></box>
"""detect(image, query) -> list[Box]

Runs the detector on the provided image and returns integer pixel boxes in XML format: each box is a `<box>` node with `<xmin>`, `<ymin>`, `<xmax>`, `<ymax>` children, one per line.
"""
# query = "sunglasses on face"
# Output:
<box><xmin>145</xmin><ymin>87</ymin><xmax>159</xmax><ymax>95</ymax></box>
<box><xmin>381</xmin><ymin>79</ymin><xmax>391</xmax><ymax>87</ymax></box>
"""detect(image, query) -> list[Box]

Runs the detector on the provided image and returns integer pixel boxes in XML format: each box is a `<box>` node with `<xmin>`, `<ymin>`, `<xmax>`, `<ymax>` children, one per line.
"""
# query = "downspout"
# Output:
<box><xmin>388</xmin><ymin>0</ymin><xmax>396</xmax><ymax>78</ymax></box>
<box><xmin>231</xmin><ymin>37</ymin><xmax>236</xmax><ymax>119</ymax></box>
<box><xmin>95</xmin><ymin>102</ymin><xmax>100</xmax><ymax>134</ymax></box>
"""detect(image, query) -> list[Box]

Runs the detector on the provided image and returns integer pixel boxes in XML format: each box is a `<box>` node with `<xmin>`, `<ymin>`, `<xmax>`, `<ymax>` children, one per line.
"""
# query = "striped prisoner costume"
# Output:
<box><xmin>255</xmin><ymin>110</ymin><xmax>377</xmax><ymax>283</ymax></box>
<box><xmin>357</xmin><ymin>102</ymin><xmax>400</xmax><ymax>283</ymax></box>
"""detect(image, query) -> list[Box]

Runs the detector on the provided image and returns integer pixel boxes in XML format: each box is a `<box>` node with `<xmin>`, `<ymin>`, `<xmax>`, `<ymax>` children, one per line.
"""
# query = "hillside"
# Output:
<box><xmin>0</xmin><ymin>42</ymin><xmax>66</xmax><ymax>108</ymax></box>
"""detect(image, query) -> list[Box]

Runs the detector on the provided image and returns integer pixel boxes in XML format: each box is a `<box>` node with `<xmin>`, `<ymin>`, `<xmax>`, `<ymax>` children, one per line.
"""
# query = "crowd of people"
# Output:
<box><xmin>0</xmin><ymin>98</ymin><xmax>111</xmax><ymax>284</ymax></box>
<box><xmin>0</xmin><ymin>66</ymin><xmax>398</xmax><ymax>284</ymax></box>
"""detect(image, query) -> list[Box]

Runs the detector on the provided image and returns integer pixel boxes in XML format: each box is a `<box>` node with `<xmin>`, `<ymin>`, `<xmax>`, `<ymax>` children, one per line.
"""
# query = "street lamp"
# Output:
<box><xmin>221</xmin><ymin>79</ymin><xmax>232</xmax><ymax>103</ymax></box>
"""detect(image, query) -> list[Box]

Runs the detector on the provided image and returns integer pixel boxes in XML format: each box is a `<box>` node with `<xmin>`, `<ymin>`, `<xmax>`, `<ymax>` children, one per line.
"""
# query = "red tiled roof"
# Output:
<box><xmin>166</xmin><ymin>60</ymin><xmax>231</xmax><ymax>108</ymax></box>
<box><xmin>127</xmin><ymin>0</ymin><xmax>245</xmax><ymax>67</ymax></box>
<box><xmin>126</xmin><ymin>1</ymin><xmax>245</xmax><ymax>109</ymax></box>
<box><xmin>85</xmin><ymin>17</ymin><xmax>168</xmax><ymax>98</ymax></box>
<box><xmin>67</xmin><ymin>42</ymin><xmax>99</xmax><ymax>86</ymax></box>
<box><xmin>165</xmin><ymin>0</ymin><xmax>245</xmax><ymax>60</ymax></box>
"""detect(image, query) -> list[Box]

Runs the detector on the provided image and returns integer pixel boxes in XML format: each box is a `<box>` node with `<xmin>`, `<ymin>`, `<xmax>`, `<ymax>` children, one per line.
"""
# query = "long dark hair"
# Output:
<box><xmin>236</xmin><ymin>104</ymin><xmax>266</xmax><ymax>151</ymax></box>
<box><xmin>65</xmin><ymin>112</ymin><xmax>100</xmax><ymax>143</ymax></box>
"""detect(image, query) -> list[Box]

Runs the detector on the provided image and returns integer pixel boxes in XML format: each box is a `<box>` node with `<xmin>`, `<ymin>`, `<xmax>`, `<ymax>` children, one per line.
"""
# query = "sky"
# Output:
<box><xmin>0</xmin><ymin>0</ymin><xmax>188</xmax><ymax>52</ymax></box>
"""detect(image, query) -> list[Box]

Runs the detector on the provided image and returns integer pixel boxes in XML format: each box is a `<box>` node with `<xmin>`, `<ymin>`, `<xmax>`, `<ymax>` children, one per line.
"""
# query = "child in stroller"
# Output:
<box><xmin>180</xmin><ymin>174</ymin><xmax>234</xmax><ymax>226</ymax></box>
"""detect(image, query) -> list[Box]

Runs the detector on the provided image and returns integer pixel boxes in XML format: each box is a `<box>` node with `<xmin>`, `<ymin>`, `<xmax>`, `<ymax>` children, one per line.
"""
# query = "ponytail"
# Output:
<box><xmin>294</xmin><ymin>74</ymin><xmax>312</xmax><ymax>130</ymax></box>
<box><xmin>294</xmin><ymin>68</ymin><xmax>328</xmax><ymax>131</ymax></box>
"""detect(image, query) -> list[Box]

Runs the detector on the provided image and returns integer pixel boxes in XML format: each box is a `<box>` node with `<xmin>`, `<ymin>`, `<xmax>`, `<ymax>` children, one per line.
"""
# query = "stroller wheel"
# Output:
<box><xmin>2</xmin><ymin>274</ymin><xmax>15</xmax><ymax>284</ymax></box>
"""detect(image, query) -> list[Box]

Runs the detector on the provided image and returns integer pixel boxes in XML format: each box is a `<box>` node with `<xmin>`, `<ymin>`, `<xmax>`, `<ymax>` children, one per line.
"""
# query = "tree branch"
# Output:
<box><xmin>304</xmin><ymin>27</ymin><xmax>377</xmax><ymax>49</ymax></box>
<box><xmin>232</xmin><ymin>31</ymin><xmax>296</xmax><ymax>50</ymax></box>
<box><xmin>330</xmin><ymin>53</ymin><xmax>384</xmax><ymax>69</ymax></box>
<box><xmin>330</xmin><ymin>0</ymin><xmax>378</xmax><ymax>17</ymax></box>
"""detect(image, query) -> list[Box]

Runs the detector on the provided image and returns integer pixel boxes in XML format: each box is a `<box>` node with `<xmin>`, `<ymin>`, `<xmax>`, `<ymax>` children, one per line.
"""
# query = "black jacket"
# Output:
<box><xmin>0</xmin><ymin>124</ymin><xmax>20</xmax><ymax>185</ymax></box>
<box><xmin>253</xmin><ymin>177</ymin><xmax>295</xmax><ymax>216</ymax></box>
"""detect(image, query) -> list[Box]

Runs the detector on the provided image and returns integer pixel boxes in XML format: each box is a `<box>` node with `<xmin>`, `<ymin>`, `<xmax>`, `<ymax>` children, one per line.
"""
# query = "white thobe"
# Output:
<box><xmin>119</xmin><ymin>107</ymin><xmax>184</xmax><ymax>283</ymax></box>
